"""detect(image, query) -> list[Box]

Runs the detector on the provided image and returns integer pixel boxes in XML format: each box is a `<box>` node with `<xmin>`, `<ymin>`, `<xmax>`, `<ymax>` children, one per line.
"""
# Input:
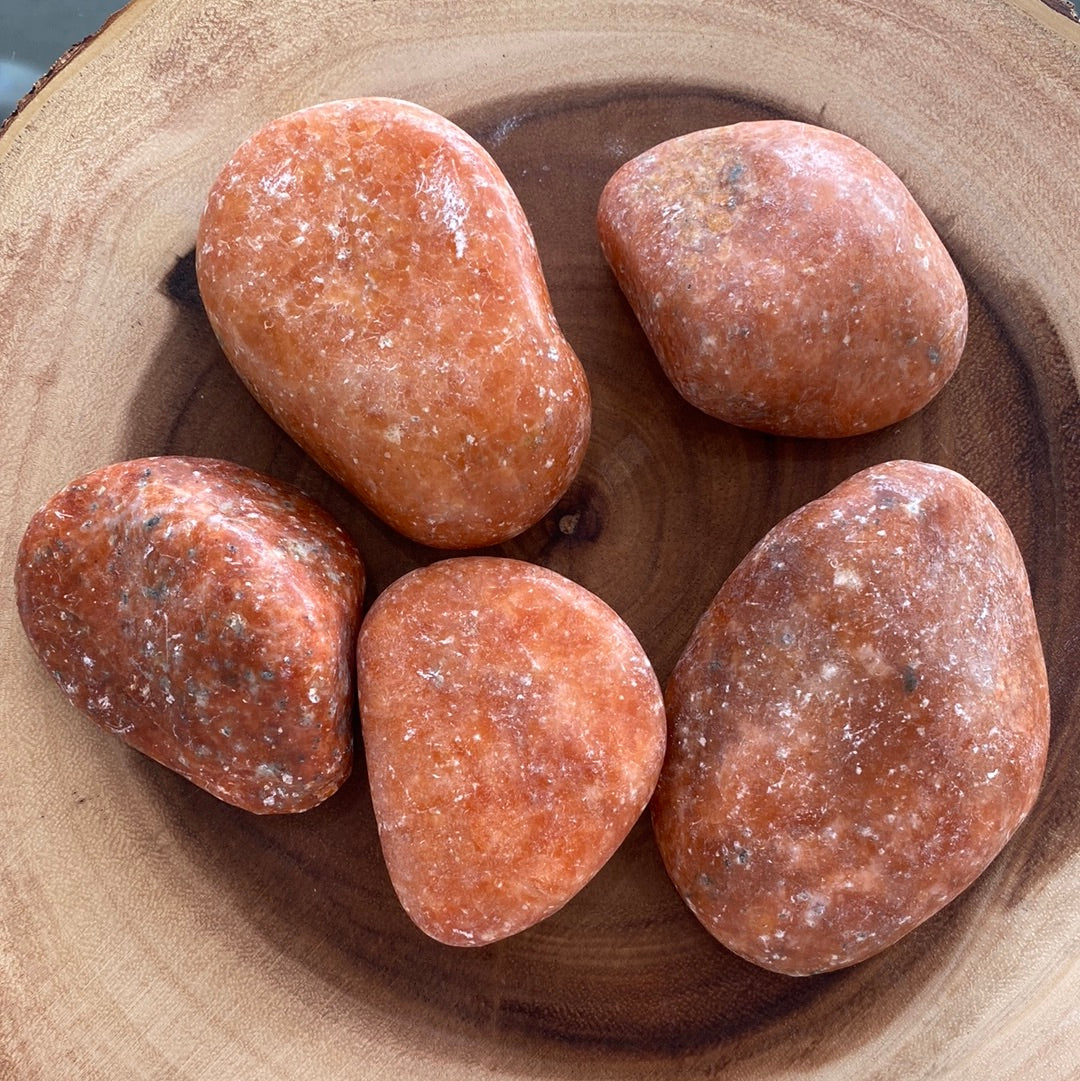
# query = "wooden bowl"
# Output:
<box><xmin>2</xmin><ymin>1</ymin><xmax>1078</xmax><ymax>1077</ymax></box>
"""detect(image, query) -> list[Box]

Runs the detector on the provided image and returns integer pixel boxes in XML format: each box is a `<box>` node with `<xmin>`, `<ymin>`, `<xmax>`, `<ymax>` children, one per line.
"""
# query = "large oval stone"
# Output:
<box><xmin>197</xmin><ymin>98</ymin><xmax>590</xmax><ymax>548</ymax></box>
<box><xmin>652</xmin><ymin>460</ymin><xmax>1049</xmax><ymax>974</ymax></box>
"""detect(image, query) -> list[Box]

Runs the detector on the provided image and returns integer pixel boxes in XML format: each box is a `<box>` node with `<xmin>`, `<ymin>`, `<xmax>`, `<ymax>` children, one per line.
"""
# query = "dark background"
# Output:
<box><xmin>2</xmin><ymin>0</ymin><xmax>122</xmax><ymax>115</ymax></box>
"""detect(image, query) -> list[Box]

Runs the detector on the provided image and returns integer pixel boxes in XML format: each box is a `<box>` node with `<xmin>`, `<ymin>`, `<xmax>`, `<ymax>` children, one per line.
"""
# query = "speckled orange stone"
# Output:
<box><xmin>598</xmin><ymin>120</ymin><xmax>968</xmax><ymax>437</ymax></box>
<box><xmin>15</xmin><ymin>457</ymin><xmax>364</xmax><ymax>813</ymax></box>
<box><xmin>357</xmin><ymin>557</ymin><xmax>666</xmax><ymax>945</ymax></box>
<box><xmin>196</xmin><ymin>98</ymin><xmax>591</xmax><ymax>548</ymax></box>
<box><xmin>652</xmin><ymin>460</ymin><xmax>1049</xmax><ymax>975</ymax></box>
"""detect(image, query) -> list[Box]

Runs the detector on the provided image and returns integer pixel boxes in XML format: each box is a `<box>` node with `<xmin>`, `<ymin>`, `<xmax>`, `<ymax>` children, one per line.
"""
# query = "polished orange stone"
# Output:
<box><xmin>15</xmin><ymin>457</ymin><xmax>364</xmax><ymax>813</ymax></box>
<box><xmin>652</xmin><ymin>461</ymin><xmax>1049</xmax><ymax>974</ymax></box>
<box><xmin>197</xmin><ymin>98</ymin><xmax>590</xmax><ymax>548</ymax></box>
<box><xmin>598</xmin><ymin>120</ymin><xmax>968</xmax><ymax>437</ymax></box>
<box><xmin>358</xmin><ymin>557</ymin><xmax>666</xmax><ymax>945</ymax></box>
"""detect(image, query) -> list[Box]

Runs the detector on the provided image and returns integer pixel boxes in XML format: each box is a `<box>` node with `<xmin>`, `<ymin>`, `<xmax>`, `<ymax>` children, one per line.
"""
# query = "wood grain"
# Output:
<box><xmin>1</xmin><ymin>2</ymin><xmax>1078</xmax><ymax>1079</ymax></box>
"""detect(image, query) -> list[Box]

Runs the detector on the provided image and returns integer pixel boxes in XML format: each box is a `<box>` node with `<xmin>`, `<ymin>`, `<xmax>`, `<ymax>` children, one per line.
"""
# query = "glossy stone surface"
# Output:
<box><xmin>358</xmin><ymin>556</ymin><xmax>666</xmax><ymax>945</ymax></box>
<box><xmin>597</xmin><ymin>120</ymin><xmax>968</xmax><ymax>437</ymax></box>
<box><xmin>196</xmin><ymin>98</ymin><xmax>591</xmax><ymax>548</ymax></box>
<box><xmin>15</xmin><ymin>456</ymin><xmax>364</xmax><ymax>813</ymax></box>
<box><xmin>652</xmin><ymin>460</ymin><xmax>1049</xmax><ymax>974</ymax></box>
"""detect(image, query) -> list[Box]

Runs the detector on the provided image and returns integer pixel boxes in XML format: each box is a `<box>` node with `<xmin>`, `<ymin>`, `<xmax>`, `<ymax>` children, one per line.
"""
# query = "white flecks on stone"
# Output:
<box><xmin>260</xmin><ymin>169</ymin><xmax>296</xmax><ymax>198</ymax></box>
<box><xmin>833</xmin><ymin>567</ymin><xmax>862</xmax><ymax>589</ymax></box>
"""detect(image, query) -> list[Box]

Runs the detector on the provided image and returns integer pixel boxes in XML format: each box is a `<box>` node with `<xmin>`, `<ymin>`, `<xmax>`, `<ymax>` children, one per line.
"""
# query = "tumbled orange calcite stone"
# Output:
<box><xmin>652</xmin><ymin>461</ymin><xmax>1049</xmax><ymax>974</ymax></box>
<box><xmin>358</xmin><ymin>557</ymin><xmax>666</xmax><ymax>945</ymax></box>
<box><xmin>598</xmin><ymin>120</ymin><xmax>968</xmax><ymax>437</ymax></box>
<box><xmin>197</xmin><ymin>98</ymin><xmax>590</xmax><ymax>548</ymax></box>
<box><xmin>15</xmin><ymin>457</ymin><xmax>364</xmax><ymax>813</ymax></box>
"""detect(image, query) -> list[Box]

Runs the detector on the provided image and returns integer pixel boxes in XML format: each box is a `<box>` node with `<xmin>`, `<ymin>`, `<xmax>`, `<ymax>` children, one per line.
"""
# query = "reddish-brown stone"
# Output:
<box><xmin>597</xmin><ymin>120</ymin><xmax>968</xmax><ymax>437</ymax></box>
<box><xmin>652</xmin><ymin>461</ymin><xmax>1049</xmax><ymax>974</ymax></box>
<box><xmin>15</xmin><ymin>457</ymin><xmax>364</xmax><ymax>813</ymax></box>
<box><xmin>196</xmin><ymin>98</ymin><xmax>590</xmax><ymax>549</ymax></box>
<box><xmin>357</xmin><ymin>556</ymin><xmax>666</xmax><ymax>945</ymax></box>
